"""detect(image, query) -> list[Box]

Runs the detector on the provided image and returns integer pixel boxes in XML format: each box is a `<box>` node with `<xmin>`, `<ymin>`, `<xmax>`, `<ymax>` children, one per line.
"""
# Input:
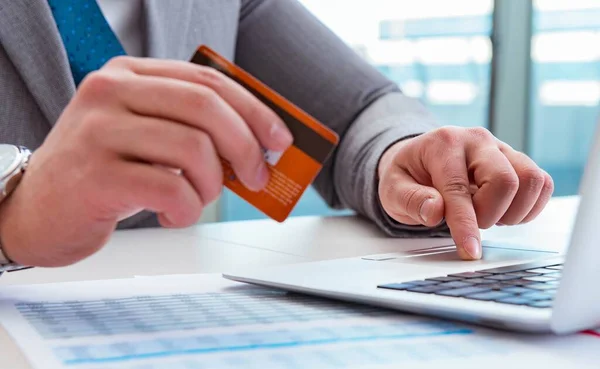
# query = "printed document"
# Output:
<box><xmin>0</xmin><ymin>274</ymin><xmax>597</xmax><ymax>369</ymax></box>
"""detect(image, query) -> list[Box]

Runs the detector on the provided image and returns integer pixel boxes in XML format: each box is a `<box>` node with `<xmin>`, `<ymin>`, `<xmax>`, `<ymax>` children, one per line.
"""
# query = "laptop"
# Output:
<box><xmin>223</xmin><ymin>120</ymin><xmax>600</xmax><ymax>335</ymax></box>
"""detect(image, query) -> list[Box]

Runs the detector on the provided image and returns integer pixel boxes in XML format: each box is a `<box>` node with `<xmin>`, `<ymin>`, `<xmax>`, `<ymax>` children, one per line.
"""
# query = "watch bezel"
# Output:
<box><xmin>0</xmin><ymin>145</ymin><xmax>31</xmax><ymax>269</ymax></box>
<box><xmin>0</xmin><ymin>146</ymin><xmax>30</xmax><ymax>202</ymax></box>
<box><xmin>0</xmin><ymin>144</ymin><xmax>22</xmax><ymax>180</ymax></box>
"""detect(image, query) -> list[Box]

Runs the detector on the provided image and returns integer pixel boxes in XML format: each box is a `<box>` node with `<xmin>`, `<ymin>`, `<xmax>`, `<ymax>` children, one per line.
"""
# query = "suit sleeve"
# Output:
<box><xmin>236</xmin><ymin>0</ymin><xmax>450</xmax><ymax>237</ymax></box>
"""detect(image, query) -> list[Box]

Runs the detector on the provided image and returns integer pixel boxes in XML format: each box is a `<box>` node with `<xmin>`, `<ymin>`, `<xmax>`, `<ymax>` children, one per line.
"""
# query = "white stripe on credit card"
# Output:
<box><xmin>263</xmin><ymin>148</ymin><xmax>284</xmax><ymax>166</ymax></box>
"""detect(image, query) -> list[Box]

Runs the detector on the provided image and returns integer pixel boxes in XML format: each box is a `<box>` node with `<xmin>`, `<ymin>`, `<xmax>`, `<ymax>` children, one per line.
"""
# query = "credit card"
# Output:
<box><xmin>190</xmin><ymin>46</ymin><xmax>339</xmax><ymax>222</ymax></box>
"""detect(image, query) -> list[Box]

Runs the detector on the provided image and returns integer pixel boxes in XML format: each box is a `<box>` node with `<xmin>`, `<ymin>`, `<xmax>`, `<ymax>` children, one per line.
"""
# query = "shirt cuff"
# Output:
<box><xmin>367</xmin><ymin>126</ymin><xmax>451</xmax><ymax>238</ymax></box>
<box><xmin>333</xmin><ymin>92</ymin><xmax>450</xmax><ymax>238</ymax></box>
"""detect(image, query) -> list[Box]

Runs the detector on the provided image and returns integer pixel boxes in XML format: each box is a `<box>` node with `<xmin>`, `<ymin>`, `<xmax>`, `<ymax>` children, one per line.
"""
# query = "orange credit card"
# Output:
<box><xmin>190</xmin><ymin>45</ymin><xmax>339</xmax><ymax>222</ymax></box>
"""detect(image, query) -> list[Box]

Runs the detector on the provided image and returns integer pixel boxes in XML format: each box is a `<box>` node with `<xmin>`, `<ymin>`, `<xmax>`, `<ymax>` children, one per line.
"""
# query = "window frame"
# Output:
<box><xmin>489</xmin><ymin>0</ymin><xmax>533</xmax><ymax>152</ymax></box>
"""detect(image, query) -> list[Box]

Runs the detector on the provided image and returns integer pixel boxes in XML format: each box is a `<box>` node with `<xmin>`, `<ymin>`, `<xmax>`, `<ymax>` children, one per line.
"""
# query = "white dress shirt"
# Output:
<box><xmin>97</xmin><ymin>0</ymin><xmax>144</xmax><ymax>57</ymax></box>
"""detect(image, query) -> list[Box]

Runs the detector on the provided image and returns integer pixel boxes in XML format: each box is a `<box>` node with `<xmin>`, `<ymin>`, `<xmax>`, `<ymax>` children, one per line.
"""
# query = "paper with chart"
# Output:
<box><xmin>0</xmin><ymin>274</ymin><xmax>597</xmax><ymax>369</ymax></box>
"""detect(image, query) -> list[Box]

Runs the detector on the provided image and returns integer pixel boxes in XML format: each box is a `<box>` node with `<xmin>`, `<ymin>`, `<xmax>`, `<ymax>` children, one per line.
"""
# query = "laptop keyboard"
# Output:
<box><xmin>377</xmin><ymin>260</ymin><xmax>563</xmax><ymax>308</ymax></box>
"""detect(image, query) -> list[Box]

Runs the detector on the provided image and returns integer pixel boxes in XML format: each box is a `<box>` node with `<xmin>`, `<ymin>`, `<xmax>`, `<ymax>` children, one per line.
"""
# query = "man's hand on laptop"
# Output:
<box><xmin>377</xmin><ymin>126</ymin><xmax>554</xmax><ymax>261</ymax></box>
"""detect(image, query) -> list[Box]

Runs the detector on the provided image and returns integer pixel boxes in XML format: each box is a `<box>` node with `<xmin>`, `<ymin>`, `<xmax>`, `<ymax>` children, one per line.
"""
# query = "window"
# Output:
<box><xmin>528</xmin><ymin>0</ymin><xmax>600</xmax><ymax>196</ymax></box>
<box><xmin>219</xmin><ymin>0</ymin><xmax>497</xmax><ymax>221</ymax></box>
<box><xmin>301</xmin><ymin>0</ymin><xmax>494</xmax><ymax>128</ymax></box>
<box><xmin>219</xmin><ymin>0</ymin><xmax>495</xmax><ymax>221</ymax></box>
<box><xmin>218</xmin><ymin>0</ymin><xmax>600</xmax><ymax>222</ymax></box>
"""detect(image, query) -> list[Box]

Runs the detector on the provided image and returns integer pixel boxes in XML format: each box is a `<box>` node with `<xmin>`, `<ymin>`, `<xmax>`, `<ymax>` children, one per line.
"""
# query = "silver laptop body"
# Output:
<box><xmin>224</xmin><ymin>120</ymin><xmax>600</xmax><ymax>334</ymax></box>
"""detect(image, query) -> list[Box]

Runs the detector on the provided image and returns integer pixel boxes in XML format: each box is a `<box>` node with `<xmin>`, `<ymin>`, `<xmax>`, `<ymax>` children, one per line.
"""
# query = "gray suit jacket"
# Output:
<box><xmin>0</xmin><ymin>0</ymin><xmax>448</xmax><ymax>237</ymax></box>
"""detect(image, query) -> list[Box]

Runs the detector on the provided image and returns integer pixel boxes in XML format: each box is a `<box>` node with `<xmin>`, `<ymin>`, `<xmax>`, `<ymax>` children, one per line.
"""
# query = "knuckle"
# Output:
<box><xmin>520</xmin><ymin>167</ymin><xmax>545</xmax><ymax>192</ymax></box>
<box><xmin>454</xmin><ymin>215</ymin><xmax>478</xmax><ymax>233</ymax></box>
<box><xmin>105</xmin><ymin>55</ymin><xmax>134</xmax><ymax>69</ymax></box>
<box><xmin>181</xmin><ymin>132</ymin><xmax>223</xmax><ymax>203</ymax></box>
<box><xmin>79</xmin><ymin>71</ymin><xmax>119</xmax><ymax>99</ymax></box>
<box><xmin>433</xmin><ymin>126</ymin><xmax>462</xmax><ymax>146</ymax></box>
<box><xmin>542</xmin><ymin>173</ymin><xmax>555</xmax><ymax>195</ymax></box>
<box><xmin>183</xmin><ymin>131</ymin><xmax>211</xmax><ymax>157</ymax></box>
<box><xmin>496</xmin><ymin>170</ymin><xmax>520</xmax><ymax>193</ymax></box>
<box><xmin>195</xmin><ymin>143</ymin><xmax>223</xmax><ymax>202</ymax></box>
<box><xmin>400</xmin><ymin>187</ymin><xmax>425</xmax><ymax>213</ymax></box>
<box><xmin>468</xmin><ymin>126</ymin><xmax>494</xmax><ymax>141</ymax></box>
<box><xmin>195</xmin><ymin>67</ymin><xmax>226</xmax><ymax>90</ymax></box>
<box><xmin>187</xmin><ymin>86</ymin><xmax>220</xmax><ymax>111</ymax></box>
<box><xmin>400</xmin><ymin>187</ymin><xmax>418</xmax><ymax>211</ymax></box>
<box><xmin>442</xmin><ymin>177</ymin><xmax>471</xmax><ymax>196</ymax></box>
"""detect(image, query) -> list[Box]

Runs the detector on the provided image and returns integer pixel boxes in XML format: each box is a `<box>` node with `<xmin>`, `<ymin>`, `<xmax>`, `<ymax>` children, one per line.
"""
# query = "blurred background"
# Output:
<box><xmin>212</xmin><ymin>0</ymin><xmax>600</xmax><ymax>223</ymax></box>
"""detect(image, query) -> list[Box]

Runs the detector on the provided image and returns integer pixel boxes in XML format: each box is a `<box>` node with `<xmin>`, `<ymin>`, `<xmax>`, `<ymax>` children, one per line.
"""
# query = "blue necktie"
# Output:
<box><xmin>47</xmin><ymin>0</ymin><xmax>127</xmax><ymax>86</ymax></box>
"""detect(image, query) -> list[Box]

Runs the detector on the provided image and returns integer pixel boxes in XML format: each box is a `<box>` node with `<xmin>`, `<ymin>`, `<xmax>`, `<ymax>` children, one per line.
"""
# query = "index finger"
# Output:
<box><xmin>109</xmin><ymin>57</ymin><xmax>293</xmax><ymax>152</ymax></box>
<box><xmin>429</xmin><ymin>150</ymin><xmax>482</xmax><ymax>260</ymax></box>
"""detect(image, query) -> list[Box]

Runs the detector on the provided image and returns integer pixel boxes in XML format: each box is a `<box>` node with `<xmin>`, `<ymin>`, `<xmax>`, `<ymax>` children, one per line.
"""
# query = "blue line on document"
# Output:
<box><xmin>63</xmin><ymin>329</ymin><xmax>473</xmax><ymax>365</ymax></box>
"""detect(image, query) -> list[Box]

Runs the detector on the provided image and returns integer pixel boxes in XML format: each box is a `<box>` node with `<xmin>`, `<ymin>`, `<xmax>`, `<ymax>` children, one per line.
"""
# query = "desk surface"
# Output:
<box><xmin>0</xmin><ymin>195</ymin><xmax>579</xmax><ymax>368</ymax></box>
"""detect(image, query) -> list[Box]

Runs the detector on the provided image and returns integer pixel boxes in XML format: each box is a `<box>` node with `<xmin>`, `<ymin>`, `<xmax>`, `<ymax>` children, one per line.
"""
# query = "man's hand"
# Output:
<box><xmin>0</xmin><ymin>56</ymin><xmax>292</xmax><ymax>267</ymax></box>
<box><xmin>377</xmin><ymin>126</ymin><xmax>554</xmax><ymax>260</ymax></box>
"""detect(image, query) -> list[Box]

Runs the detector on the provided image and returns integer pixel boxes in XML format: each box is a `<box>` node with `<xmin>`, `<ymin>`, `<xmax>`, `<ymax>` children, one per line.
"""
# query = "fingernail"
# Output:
<box><xmin>270</xmin><ymin>124</ymin><xmax>293</xmax><ymax>148</ymax></box>
<box><xmin>255</xmin><ymin>164</ymin><xmax>270</xmax><ymax>190</ymax></box>
<box><xmin>464</xmin><ymin>237</ymin><xmax>481</xmax><ymax>260</ymax></box>
<box><xmin>419</xmin><ymin>198</ymin><xmax>435</xmax><ymax>223</ymax></box>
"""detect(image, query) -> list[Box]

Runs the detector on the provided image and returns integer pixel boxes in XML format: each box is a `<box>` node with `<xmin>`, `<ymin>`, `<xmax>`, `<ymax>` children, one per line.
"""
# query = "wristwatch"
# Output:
<box><xmin>0</xmin><ymin>144</ymin><xmax>32</xmax><ymax>273</ymax></box>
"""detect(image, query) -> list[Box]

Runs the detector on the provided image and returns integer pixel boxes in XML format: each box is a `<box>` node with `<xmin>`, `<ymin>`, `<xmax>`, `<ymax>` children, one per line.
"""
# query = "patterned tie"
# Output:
<box><xmin>47</xmin><ymin>0</ymin><xmax>127</xmax><ymax>86</ymax></box>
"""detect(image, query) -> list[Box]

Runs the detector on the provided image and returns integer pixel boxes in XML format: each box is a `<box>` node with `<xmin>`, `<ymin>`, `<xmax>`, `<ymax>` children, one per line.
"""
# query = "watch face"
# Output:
<box><xmin>0</xmin><ymin>145</ymin><xmax>20</xmax><ymax>178</ymax></box>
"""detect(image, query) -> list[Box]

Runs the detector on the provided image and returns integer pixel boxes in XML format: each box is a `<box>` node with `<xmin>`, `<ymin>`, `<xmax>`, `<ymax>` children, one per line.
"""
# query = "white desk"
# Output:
<box><xmin>0</xmin><ymin>195</ymin><xmax>580</xmax><ymax>368</ymax></box>
<box><xmin>198</xmin><ymin>195</ymin><xmax>579</xmax><ymax>259</ymax></box>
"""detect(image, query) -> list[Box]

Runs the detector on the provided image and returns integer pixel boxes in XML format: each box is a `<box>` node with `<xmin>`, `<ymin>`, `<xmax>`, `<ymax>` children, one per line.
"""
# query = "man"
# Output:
<box><xmin>0</xmin><ymin>0</ymin><xmax>553</xmax><ymax>270</ymax></box>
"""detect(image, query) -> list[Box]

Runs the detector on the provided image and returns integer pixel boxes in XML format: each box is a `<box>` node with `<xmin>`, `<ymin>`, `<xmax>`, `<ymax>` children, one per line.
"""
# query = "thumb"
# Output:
<box><xmin>380</xmin><ymin>169</ymin><xmax>445</xmax><ymax>227</ymax></box>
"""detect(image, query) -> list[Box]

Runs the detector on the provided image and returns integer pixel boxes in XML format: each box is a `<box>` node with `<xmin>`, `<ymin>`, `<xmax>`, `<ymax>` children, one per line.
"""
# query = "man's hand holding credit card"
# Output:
<box><xmin>190</xmin><ymin>46</ymin><xmax>339</xmax><ymax>222</ymax></box>
<box><xmin>2</xmin><ymin>45</ymin><xmax>338</xmax><ymax>267</ymax></box>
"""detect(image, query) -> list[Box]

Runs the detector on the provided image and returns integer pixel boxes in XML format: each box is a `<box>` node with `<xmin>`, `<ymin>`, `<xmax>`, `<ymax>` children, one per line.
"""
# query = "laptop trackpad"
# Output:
<box><xmin>378</xmin><ymin>242</ymin><xmax>557</xmax><ymax>268</ymax></box>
